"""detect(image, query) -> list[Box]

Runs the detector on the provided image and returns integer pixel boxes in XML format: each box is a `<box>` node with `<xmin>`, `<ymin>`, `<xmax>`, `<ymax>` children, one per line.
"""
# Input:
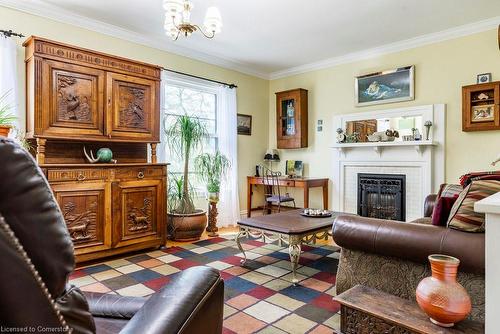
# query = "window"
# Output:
<box><xmin>163</xmin><ymin>80</ymin><xmax>218</xmax><ymax>194</ymax></box>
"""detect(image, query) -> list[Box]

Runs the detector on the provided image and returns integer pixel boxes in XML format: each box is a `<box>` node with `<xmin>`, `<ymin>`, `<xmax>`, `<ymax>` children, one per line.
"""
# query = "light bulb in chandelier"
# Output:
<box><xmin>204</xmin><ymin>6</ymin><xmax>222</xmax><ymax>35</ymax></box>
<box><xmin>163</xmin><ymin>0</ymin><xmax>184</xmax><ymax>22</ymax></box>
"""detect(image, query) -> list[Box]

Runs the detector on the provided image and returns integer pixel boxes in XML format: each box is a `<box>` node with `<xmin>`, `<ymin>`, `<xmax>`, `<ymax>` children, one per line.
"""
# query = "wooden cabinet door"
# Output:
<box><xmin>106</xmin><ymin>73</ymin><xmax>158</xmax><ymax>141</ymax></box>
<box><xmin>41</xmin><ymin>60</ymin><xmax>105</xmax><ymax>138</ymax></box>
<box><xmin>52</xmin><ymin>182</ymin><xmax>111</xmax><ymax>255</ymax></box>
<box><xmin>112</xmin><ymin>179</ymin><xmax>164</xmax><ymax>248</ymax></box>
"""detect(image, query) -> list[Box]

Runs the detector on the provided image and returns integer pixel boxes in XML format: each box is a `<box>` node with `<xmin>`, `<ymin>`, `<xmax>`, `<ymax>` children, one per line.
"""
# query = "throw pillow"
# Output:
<box><xmin>431</xmin><ymin>195</ymin><xmax>458</xmax><ymax>226</ymax></box>
<box><xmin>447</xmin><ymin>180</ymin><xmax>500</xmax><ymax>232</ymax></box>
<box><xmin>459</xmin><ymin>171</ymin><xmax>500</xmax><ymax>187</ymax></box>
<box><xmin>437</xmin><ymin>183</ymin><xmax>463</xmax><ymax>199</ymax></box>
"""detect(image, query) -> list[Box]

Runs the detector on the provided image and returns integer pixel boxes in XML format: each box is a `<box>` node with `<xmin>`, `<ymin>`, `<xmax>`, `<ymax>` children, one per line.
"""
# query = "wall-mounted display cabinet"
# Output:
<box><xmin>275</xmin><ymin>88</ymin><xmax>308</xmax><ymax>149</ymax></box>
<box><xmin>462</xmin><ymin>81</ymin><xmax>500</xmax><ymax>132</ymax></box>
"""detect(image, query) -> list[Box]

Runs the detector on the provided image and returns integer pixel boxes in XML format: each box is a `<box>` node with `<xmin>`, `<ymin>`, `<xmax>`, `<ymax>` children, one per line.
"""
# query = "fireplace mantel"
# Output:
<box><xmin>331</xmin><ymin>104</ymin><xmax>446</xmax><ymax>221</ymax></box>
<box><xmin>331</xmin><ymin>140</ymin><xmax>437</xmax><ymax>156</ymax></box>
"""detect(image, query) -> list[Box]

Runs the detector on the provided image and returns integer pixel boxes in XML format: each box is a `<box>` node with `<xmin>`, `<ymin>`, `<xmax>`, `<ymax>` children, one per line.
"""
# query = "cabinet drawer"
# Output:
<box><xmin>47</xmin><ymin>168</ymin><xmax>108</xmax><ymax>182</ymax></box>
<box><xmin>115</xmin><ymin>167</ymin><xmax>165</xmax><ymax>180</ymax></box>
<box><xmin>252</xmin><ymin>178</ymin><xmax>294</xmax><ymax>187</ymax></box>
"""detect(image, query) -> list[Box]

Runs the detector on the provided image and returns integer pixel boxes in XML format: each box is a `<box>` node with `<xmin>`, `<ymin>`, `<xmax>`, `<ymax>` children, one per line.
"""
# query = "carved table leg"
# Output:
<box><xmin>236</xmin><ymin>227</ymin><xmax>248</xmax><ymax>265</ymax></box>
<box><xmin>288</xmin><ymin>240</ymin><xmax>302</xmax><ymax>285</ymax></box>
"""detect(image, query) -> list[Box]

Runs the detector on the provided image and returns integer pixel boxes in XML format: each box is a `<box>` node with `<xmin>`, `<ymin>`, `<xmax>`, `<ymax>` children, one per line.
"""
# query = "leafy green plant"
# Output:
<box><xmin>165</xmin><ymin>115</ymin><xmax>208</xmax><ymax>214</ymax></box>
<box><xmin>195</xmin><ymin>151</ymin><xmax>230</xmax><ymax>194</ymax></box>
<box><xmin>0</xmin><ymin>91</ymin><xmax>16</xmax><ymax>126</ymax></box>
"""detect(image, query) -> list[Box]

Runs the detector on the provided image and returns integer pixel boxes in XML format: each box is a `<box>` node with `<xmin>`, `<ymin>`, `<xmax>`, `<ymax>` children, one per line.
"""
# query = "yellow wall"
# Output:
<box><xmin>0</xmin><ymin>6</ymin><xmax>269</xmax><ymax>210</ymax></box>
<box><xmin>3</xmin><ymin>5</ymin><xmax>499</xmax><ymax>213</ymax></box>
<box><xmin>269</xmin><ymin>29</ymin><xmax>500</xmax><ymax>209</ymax></box>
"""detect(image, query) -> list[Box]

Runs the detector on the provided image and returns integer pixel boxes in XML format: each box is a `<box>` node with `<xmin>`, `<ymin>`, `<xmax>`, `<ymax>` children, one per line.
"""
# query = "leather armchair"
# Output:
<box><xmin>0</xmin><ymin>138</ymin><xmax>224</xmax><ymax>334</ymax></box>
<box><xmin>332</xmin><ymin>193</ymin><xmax>485</xmax><ymax>322</ymax></box>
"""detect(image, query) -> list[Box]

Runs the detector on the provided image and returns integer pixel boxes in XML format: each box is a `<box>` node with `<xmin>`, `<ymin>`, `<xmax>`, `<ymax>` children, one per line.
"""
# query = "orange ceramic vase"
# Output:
<box><xmin>416</xmin><ymin>254</ymin><xmax>471</xmax><ymax>327</ymax></box>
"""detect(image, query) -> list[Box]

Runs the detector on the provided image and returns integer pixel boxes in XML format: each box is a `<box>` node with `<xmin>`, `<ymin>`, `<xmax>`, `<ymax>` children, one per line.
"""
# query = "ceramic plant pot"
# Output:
<box><xmin>0</xmin><ymin>125</ymin><xmax>11</xmax><ymax>137</ymax></box>
<box><xmin>416</xmin><ymin>254</ymin><xmax>472</xmax><ymax>327</ymax></box>
<box><xmin>167</xmin><ymin>210</ymin><xmax>207</xmax><ymax>241</ymax></box>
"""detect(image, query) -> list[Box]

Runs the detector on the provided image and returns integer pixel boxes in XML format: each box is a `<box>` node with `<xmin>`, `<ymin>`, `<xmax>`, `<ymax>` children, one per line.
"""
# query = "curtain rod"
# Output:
<box><xmin>162</xmin><ymin>67</ymin><xmax>237</xmax><ymax>89</ymax></box>
<box><xmin>0</xmin><ymin>30</ymin><xmax>24</xmax><ymax>38</ymax></box>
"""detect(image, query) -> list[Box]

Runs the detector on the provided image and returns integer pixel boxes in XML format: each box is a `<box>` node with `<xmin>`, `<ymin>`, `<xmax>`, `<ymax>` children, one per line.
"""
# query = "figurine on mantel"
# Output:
<box><xmin>336</xmin><ymin>128</ymin><xmax>346</xmax><ymax>143</ymax></box>
<box><xmin>84</xmin><ymin>146</ymin><xmax>117</xmax><ymax>164</ymax></box>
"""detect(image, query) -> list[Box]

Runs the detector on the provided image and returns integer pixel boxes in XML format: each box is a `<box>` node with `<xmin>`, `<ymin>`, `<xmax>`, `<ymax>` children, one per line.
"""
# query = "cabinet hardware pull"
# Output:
<box><xmin>138</xmin><ymin>171</ymin><xmax>145</xmax><ymax>179</ymax></box>
<box><xmin>77</xmin><ymin>173</ymin><xmax>86</xmax><ymax>181</ymax></box>
<box><xmin>108</xmin><ymin>134</ymin><xmax>112</xmax><ymax>139</ymax></box>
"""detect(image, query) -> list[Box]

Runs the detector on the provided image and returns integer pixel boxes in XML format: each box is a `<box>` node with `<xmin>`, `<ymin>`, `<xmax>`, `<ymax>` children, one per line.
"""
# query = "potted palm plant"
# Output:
<box><xmin>0</xmin><ymin>91</ymin><xmax>16</xmax><ymax>137</ymax></box>
<box><xmin>165</xmin><ymin>114</ymin><xmax>209</xmax><ymax>241</ymax></box>
<box><xmin>195</xmin><ymin>151</ymin><xmax>231</xmax><ymax>203</ymax></box>
<box><xmin>195</xmin><ymin>151</ymin><xmax>230</xmax><ymax>236</ymax></box>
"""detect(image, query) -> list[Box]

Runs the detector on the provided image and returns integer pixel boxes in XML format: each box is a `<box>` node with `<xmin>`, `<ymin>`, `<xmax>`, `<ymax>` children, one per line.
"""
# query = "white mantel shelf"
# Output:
<box><xmin>331</xmin><ymin>140</ymin><xmax>437</xmax><ymax>156</ymax></box>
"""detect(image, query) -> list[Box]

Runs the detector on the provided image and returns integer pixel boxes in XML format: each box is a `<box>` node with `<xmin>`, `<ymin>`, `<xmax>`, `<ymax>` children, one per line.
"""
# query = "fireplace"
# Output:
<box><xmin>357</xmin><ymin>173</ymin><xmax>406</xmax><ymax>221</ymax></box>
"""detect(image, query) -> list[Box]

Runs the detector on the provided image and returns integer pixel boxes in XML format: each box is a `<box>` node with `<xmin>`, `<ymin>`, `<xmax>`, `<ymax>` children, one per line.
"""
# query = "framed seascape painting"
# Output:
<box><xmin>237</xmin><ymin>113</ymin><xmax>252</xmax><ymax>135</ymax></box>
<box><xmin>355</xmin><ymin>65</ymin><xmax>415</xmax><ymax>106</ymax></box>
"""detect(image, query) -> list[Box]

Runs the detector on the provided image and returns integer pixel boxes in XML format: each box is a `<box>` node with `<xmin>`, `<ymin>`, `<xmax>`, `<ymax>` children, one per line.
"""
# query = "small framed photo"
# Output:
<box><xmin>237</xmin><ymin>114</ymin><xmax>252</xmax><ymax>135</ymax></box>
<box><xmin>477</xmin><ymin>73</ymin><xmax>492</xmax><ymax>84</ymax></box>
<box><xmin>471</xmin><ymin>104</ymin><xmax>495</xmax><ymax>122</ymax></box>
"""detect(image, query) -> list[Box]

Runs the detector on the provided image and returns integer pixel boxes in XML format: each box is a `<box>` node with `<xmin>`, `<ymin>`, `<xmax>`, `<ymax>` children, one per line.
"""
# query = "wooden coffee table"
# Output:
<box><xmin>236</xmin><ymin>209</ymin><xmax>347</xmax><ymax>284</ymax></box>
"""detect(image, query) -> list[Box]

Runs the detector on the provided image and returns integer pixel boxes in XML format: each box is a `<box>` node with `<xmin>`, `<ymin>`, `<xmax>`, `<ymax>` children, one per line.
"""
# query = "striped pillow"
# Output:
<box><xmin>447</xmin><ymin>180</ymin><xmax>500</xmax><ymax>232</ymax></box>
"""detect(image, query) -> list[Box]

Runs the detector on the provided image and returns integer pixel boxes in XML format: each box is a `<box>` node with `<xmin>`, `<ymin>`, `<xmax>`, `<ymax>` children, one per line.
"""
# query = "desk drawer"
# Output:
<box><xmin>252</xmin><ymin>178</ymin><xmax>295</xmax><ymax>187</ymax></box>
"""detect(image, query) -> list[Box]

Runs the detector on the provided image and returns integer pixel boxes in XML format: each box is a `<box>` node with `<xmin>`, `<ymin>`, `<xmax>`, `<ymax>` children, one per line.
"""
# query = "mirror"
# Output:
<box><xmin>345</xmin><ymin>116</ymin><xmax>423</xmax><ymax>142</ymax></box>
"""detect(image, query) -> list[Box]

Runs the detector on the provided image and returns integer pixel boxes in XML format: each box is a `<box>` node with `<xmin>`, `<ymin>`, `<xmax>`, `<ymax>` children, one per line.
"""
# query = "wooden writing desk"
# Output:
<box><xmin>246</xmin><ymin>176</ymin><xmax>329</xmax><ymax>217</ymax></box>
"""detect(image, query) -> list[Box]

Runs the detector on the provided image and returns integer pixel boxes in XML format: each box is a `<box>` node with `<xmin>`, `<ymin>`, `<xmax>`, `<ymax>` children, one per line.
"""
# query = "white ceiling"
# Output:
<box><xmin>3</xmin><ymin>0</ymin><xmax>500</xmax><ymax>79</ymax></box>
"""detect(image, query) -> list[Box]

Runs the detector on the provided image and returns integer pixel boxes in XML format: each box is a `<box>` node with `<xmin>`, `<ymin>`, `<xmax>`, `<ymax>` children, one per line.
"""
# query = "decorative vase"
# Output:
<box><xmin>425</xmin><ymin>125</ymin><xmax>432</xmax><ymax>141</ymax></box>
<box><xmin>167</xmin><ymin>210</ymin><xmax>207</xmax><ymax>241</ymax></box>
<box><xmin>0</xmin><ymin>125</ymin><xmax>11</xmax><ymax>137</ymax></box>
<box><xmin>416</xmin><ymin>254</ymin><xmax>471</xmax><ymax>327</ymax></box>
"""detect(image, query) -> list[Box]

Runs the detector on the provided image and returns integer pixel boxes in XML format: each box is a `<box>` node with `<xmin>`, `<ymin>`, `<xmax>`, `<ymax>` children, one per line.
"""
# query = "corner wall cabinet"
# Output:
<box><xmin>24</xmin><ymin>37</ymin><xmax>166</xmax><ymax>263</ymax></box>
<box><xmin>275</xmin><ymin>88</ymin><xmax>308</xmax><ymax>149</ymax></box>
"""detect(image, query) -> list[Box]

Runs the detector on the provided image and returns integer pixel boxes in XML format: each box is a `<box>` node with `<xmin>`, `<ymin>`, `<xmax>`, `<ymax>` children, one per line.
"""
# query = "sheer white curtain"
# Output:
<box><xmin>0</xmin><ymin>37</ymin><xmax>19</xmax><ymax>131</ymax></box>
<box><xmin>216</xmin><ymin>85</ymin><xmax>240</xmax><ymax>227</ymax></box>
<box><xmin>158</xmin><ymin>70</ymin><xmax>240</xmax><ymax>227</ymax></box>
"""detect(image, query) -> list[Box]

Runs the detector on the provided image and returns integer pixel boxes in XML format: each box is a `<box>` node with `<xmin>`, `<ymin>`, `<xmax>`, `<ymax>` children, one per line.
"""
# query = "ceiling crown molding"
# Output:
<box><xmin>1</xmin><ymin>1</ymin><xmax>499</xmax><ymax>81</ymax></box>
<box><xmin>269</xmin><ymin>16</ymin><xmax>500</xmax><ymax>80</ymax></box>
<box><xmin>0</xmin><ymin>0</ymin><xmax>270</xmax><ymax>79</ymax></box>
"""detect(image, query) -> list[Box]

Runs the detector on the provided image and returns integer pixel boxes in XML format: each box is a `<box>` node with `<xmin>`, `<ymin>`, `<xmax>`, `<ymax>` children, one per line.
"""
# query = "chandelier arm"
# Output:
<box><xmin>171</xmin><ymin>15</ymin><xmax>180</xmax><ymax>29</ymax></box>
<box><xmin>173</xmin><ymin>30</ymin><xmax>181</xmax><ymax>41</ymax></box>
<box><xmin>192</xmin><ymin>24</ymin><xmax>215</xmax><ymax>39</ymax></box>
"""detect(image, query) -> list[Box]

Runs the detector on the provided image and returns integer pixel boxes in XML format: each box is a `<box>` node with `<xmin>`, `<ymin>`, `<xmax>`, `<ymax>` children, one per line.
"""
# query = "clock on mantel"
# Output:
<box><xmin>275</xmin><ymin>88</ymin><xmax>308</xmax><ymax>149</ymax></box>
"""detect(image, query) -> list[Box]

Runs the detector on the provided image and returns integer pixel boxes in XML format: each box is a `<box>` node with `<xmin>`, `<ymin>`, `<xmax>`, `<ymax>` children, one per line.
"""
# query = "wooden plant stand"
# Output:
<box><xmin>207</xmin><ymin>201</ymin><xmax>219</xmax><ymax>237</ymax></box>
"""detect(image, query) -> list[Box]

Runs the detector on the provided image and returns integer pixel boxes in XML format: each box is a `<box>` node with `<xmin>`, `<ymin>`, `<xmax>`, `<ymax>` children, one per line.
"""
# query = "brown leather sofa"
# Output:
<box><xmin>0</xmin><ymin>138</ymin><xmax>224</xmax><ymax>334</ymax></box>
<box><xmin>332</xmin><ymin>195</ymin><xmax>485</xmax><ymax>323</ymax></box>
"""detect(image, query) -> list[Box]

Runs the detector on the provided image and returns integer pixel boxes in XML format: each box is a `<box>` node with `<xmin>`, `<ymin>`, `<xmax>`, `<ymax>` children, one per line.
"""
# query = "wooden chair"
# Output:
<box><xmin>262</xmin><ymin>167</ymin><xmax>296</xmax><ymax>215</ymax></box>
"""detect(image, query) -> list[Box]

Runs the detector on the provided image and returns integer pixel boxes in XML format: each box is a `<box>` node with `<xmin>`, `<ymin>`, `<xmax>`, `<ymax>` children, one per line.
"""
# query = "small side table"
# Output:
<box><xmin>334</xmin><ymin>285</ymin><xmax>484</xmax><ymax>334</ymax></box>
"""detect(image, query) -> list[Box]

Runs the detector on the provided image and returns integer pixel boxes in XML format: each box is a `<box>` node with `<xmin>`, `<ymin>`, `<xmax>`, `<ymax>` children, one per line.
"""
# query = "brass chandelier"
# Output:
<box><xmin>163</xmin><ymin>0</ymin><xmax>222</xmax><ymax>41</ymax></box>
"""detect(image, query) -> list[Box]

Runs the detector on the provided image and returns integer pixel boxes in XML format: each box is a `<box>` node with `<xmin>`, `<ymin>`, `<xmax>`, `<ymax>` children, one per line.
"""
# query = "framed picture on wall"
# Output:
<box><xmin>355</xmin><ymin>65</ymin><xmax>415</xmax><ymax>106</ymax></box>
<box><xmin>237</xmin><ymin>114</ymin><xmax>252</xmax><ymax>135</ymax></box>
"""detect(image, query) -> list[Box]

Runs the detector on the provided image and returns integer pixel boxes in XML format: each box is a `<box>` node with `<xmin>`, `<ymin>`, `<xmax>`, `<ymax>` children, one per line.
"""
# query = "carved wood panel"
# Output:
<box><xmin>113</xmin><ymin>179</ymin><xmax>163</xmax><ymax>247</ymax></box>
<box><xmin>107</xmin><ymin>72</ymin><xmax>156</xmax><ymax>141</ymax></box>
<box><xmin>341</xmin><ymin>306</ymin><xmax>414</xmax><ymax>334</ymax></box>
<box><xmin>43</xmin><ymin>60</ymin><xmax>105</xmax><ymax>137</ymax></box>
<box><xmin>53</xmin><ymin>184</ymin><xmax>108</xmax><ymax>250</ymax></box>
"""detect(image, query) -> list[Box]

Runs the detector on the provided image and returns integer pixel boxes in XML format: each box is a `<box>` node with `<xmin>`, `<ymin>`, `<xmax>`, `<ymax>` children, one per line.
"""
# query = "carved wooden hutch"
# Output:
<box><xmin>24</xmin><ymin>37</ymin><xmax>167</xmax><ymax>263</ymax></box>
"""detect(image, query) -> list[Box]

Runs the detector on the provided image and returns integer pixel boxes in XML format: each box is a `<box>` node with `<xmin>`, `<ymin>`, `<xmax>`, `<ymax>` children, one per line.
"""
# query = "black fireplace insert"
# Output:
<box><xmin>357</xmin><ymin>173</ymin><xmax>406</xmax><ymax>221</ymax></box>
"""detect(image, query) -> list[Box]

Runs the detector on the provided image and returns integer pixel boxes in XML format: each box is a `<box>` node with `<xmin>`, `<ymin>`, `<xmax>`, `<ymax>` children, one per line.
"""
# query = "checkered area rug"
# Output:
<box><xmin>69</xmin><ymin>235</ymin><xmax>341</xmax><ymax>334</ymax></box>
